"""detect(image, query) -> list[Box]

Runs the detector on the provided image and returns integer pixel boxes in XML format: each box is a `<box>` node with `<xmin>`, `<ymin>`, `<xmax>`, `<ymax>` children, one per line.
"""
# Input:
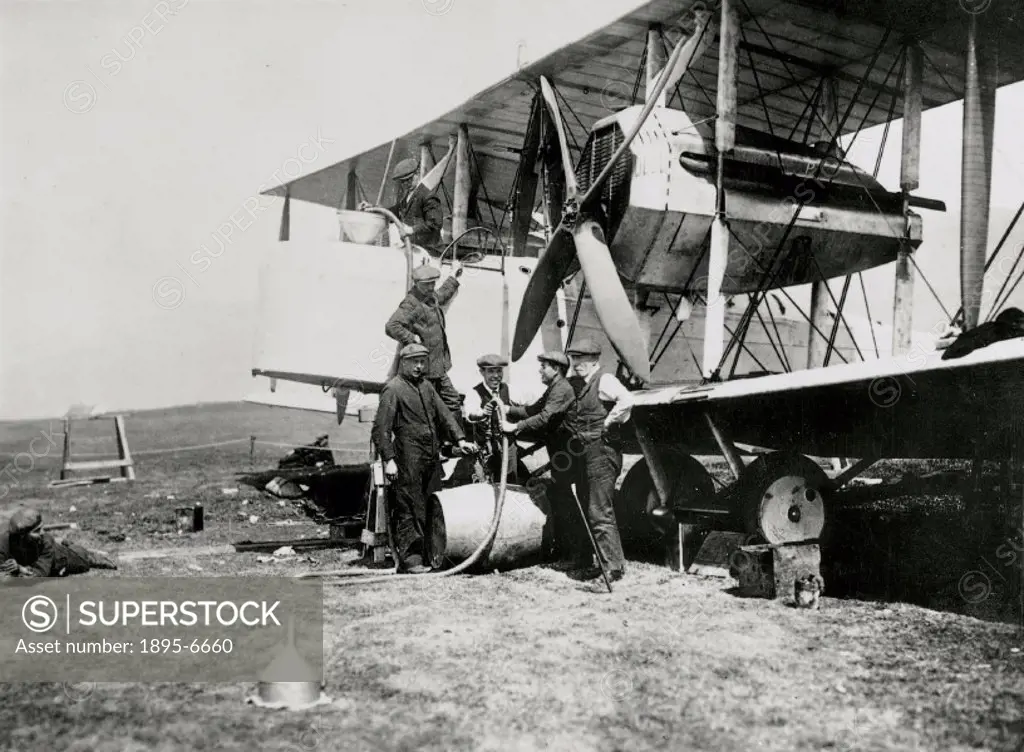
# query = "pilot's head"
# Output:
<box><xmin>391</xmin><ymin>158</ymin><xmax>419</xmax><ymax>200</ymax></box>
<box><xmin>476</xmin><ymin>354</ymin><xmax>508</xmax><ymax>391</ymax></box>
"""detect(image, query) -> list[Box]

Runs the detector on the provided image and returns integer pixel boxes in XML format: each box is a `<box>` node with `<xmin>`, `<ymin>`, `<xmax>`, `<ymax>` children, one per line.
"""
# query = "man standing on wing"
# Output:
<box><xmin>385</xmin><ymin>263</ymin><xmax>465</xmax><ymax>426</ymax></box>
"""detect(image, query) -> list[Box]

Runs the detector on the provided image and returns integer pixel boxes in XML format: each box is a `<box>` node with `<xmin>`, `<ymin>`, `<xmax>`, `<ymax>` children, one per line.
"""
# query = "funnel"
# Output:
<box><xmin>338</xmin><ymin>210</ymin><xmax>386</xmax><ymax>245</ymax></box>
<box><xmin>247</xmin><ymin>617</ymin><xmax>330</xmax><ymax>711</ymax></box>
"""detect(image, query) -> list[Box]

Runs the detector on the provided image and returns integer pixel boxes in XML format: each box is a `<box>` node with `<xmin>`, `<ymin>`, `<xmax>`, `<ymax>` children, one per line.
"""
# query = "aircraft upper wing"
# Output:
<box><xmin>263</xmin><ymin>0</ymin><xmax>1023</xmax><ymax>214</ymax></box>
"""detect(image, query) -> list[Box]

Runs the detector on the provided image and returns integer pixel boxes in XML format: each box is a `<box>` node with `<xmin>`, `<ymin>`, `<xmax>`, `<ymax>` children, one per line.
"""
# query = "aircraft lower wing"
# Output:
<box><xmin>631</xmin><ymin>336</ymin><xmax>1024</xmax><ymax>460</ymax></box>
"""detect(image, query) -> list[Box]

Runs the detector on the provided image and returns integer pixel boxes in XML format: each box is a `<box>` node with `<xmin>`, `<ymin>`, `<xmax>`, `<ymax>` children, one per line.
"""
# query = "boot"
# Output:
<box><xmin>86</xmin><ymin>549</ymin><xmax>118</xmax><ymax>570</ymax></box>
<box><xmin>401</xmin><ymin>554</ymin><xmax>431</xmax><ymax>575</ymax></box>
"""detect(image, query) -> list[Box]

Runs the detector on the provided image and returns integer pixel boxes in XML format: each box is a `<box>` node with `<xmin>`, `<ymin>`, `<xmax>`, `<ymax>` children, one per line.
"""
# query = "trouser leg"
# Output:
<box><xmin>429</xmin><ymin>375</ymin><xmax>464</xmax><ymax>430</ymax></box>
<box><xmin>392</xmin><ymin>458</ymin><xmax>429</xmax><ymax>561</ymax></box>
<box><xmin>582</xmin><ymin>441</ymin><xmax>626</xmax><ymax>572</ymax></box>
<box><xmin>53</xmin><ymin>542</ymin><xmax>92</xmax><ymax>576</ymax></box>
<box><xmin>549</xmin><ymin>441</ymin><xmax>589</xmax><ymax>563</ymax></box>
<box><xmin>422</xmin><ymin>461</ymin><xmax>442</xmax><ymax>566</ymax></box>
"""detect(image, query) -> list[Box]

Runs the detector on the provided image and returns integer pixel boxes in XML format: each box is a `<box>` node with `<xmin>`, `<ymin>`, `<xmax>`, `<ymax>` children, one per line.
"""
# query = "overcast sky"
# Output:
<box><xmin>2</xmin><ymin>0</ymin><xmax>1023</xmax><ymax>420</ymax></box>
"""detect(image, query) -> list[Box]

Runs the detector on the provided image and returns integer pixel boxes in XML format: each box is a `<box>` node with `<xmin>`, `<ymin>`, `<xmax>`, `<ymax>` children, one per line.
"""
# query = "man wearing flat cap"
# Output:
<box><xmin>560</xmin><ymin>338</ymin><xmax>633</xmax><ymax>582</ymax></box>
<box><xmin>501</xmin><ymin>351</ymin><xmax>584</xmax><ymax>562</ymax></box>
<box><xmin>385</xmin><ymin>262</ymin><xmax>465</xmax><ymax>424</ymax></box>
<box><xmin>386</xmin><ymin>157</ymin><xmax>444</xmax><ymax>250</ymax></box>
<box><xmin>1</xmin><ymin>508</ymin><xmax>117</xmax><ymax>578</ymax></box>
<box><xmin>463</xmin><ymin>353</ymin><xmax>524</xmax><ymax>483</ymax></box>
<box><xmin>372</xmin><ymin>343</ymin><xmax>476</xmax><ymax>573</ymax></box>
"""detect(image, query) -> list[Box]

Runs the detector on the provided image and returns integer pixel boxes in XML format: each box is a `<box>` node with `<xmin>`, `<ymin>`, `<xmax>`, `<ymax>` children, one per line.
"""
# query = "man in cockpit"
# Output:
<box><xmin>364</xmin><ymin>158</ymin><xmax>444</xmax><ymax>251</ymax></box>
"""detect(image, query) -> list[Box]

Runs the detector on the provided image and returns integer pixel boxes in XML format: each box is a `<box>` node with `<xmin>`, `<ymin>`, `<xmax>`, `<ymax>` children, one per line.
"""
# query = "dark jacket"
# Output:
<box><xmin>385</xmin><ymin>279</ymin><xmax>460</xmax><ymax>378</ymax></box>
<box><xmin>372</xmin><ymin>374</ymin><xmax>465</xmax><ymax>463</ymax></box>
<box><xmin>0</xmin><ymin>530</ymin><xmax>58</xmax><ymax>576</ymax></box>
<box><xmin>387</xmin><ymin>184</ymin><xmax>443</xmax><ymax>249</ymax></box>
<box><xmin>507</xmin><ymin>375</ymin><xmax>575</xmax><ymax>440</ymax></box>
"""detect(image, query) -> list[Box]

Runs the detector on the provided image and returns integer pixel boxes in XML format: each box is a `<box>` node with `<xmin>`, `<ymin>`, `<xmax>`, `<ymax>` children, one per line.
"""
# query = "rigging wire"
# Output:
<box><xmin>978</xmin><ymin>200</ymin><xmax>1024</xmax><ymax>321</ymax></box>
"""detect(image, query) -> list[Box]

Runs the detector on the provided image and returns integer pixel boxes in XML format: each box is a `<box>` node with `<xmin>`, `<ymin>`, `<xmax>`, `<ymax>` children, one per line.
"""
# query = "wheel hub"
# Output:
<box><xmin>759</xmin><ymin>474</ymin><xmax>825</xmax><ymax>544</ymax></box>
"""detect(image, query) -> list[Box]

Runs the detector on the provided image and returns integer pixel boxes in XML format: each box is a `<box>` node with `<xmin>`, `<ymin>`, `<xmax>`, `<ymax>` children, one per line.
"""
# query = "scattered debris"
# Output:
<box><xmin>68</xmin><ymin>505</ymin><xmax>77</xmax><ymax>513</ymax></box>
<box><xmin>242</xmin><ymin>499</ymin><xmax>249</xmax><ymax>506</ymax></box>
<box><xmin>249</xmin><ymin>515</ymin><xmax>259</xmax><ymax>524</ymax></box>
<box><xmin>277</xmin><ymin>500</ymin><xmax>286</xmax><ymax>507</ymax></box>
<box><xmin>272</xmin><ymin>546</ymin><xmax>296</xmax><ymax>557</ymax></box>
<box><xmin>278</xmin><ymin>435</ymin><xmax>334</xmax><ymax>470</ymax></box>
<box><xmin>232</xmin><ymin>537</ymin><xmax>352</xmax><ymax>554</ymax></box>
<box><xmin>848</xmin><ymin>477</ymin><xmax>884</xmax><ymax>486</ymax></box>
<box><xmin>187</xmin><ymin>563</ymin><xmax>204</xmax><ymax>572</ymax></box>
<box><xmin>166</xmin><ymin>495</ymin><xmax>176</xmax><ymax>500</ymax></box>
<box><xmin>265</xmin><ymin>477</ymin><xmax>304</xmax><ymax>500</ymax></box>
<box><xmin>221</xmin><ymin>487</ymin><xmax>239</xmax><ymax>496</ymax></box>
<box><xmin>43</xmin><ymin>522</ymin><xmax>78</xmax><ymax>532</ymax></box>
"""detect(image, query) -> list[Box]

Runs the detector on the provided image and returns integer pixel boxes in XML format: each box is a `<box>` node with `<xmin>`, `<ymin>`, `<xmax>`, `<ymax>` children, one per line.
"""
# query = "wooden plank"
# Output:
<box><xmin>49</xmin><ymin>476</ymin><xmax>129</xmax><ymax>489</ymax></box>
<box><xmin>114</xmin><ymin>415</ymin><xmax>135</xmax><ymax>481</ymax></box>
<box><xmin>63</xmin><ymin>458</ymin><xmax>133</xmax><ymax>472</ymax></box>
<box><xmin>60</xmin><ymin>417</ymin><xmax>71</xmax><ymax>481</ymax></box>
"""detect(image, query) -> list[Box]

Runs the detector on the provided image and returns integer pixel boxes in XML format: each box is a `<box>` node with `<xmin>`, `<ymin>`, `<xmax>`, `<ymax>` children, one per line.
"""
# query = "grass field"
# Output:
<box><xmin>0</xmin><ymin>401</ymin><xmax>1022</xmax><ymax>752</ymax></box>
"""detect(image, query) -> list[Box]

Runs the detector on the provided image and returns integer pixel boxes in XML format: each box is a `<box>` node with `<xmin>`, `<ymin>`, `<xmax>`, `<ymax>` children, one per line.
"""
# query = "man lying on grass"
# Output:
<box><xmin>0</xmin><ymin>508</ymin><xmax>117</xmax><ymax>578</ymax></box>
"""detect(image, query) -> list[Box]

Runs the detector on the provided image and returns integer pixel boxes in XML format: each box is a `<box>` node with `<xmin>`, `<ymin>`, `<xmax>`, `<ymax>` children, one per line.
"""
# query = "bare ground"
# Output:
<box><xmin>0</xmin><ymin>402</ymin><xmax>1022</xmax><ymax>752</ymax></box>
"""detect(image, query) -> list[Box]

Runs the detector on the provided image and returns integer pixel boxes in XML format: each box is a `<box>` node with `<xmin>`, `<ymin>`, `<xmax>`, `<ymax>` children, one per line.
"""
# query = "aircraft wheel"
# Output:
<box><xmin>615</xmin><ymin>450</ymin><xmax>714</xmax><ymax>556</ymax></box>
<box><xmin>734</xmin><ymin>452</ymin><xmax>828</xmax><ymax>544</ymax></box>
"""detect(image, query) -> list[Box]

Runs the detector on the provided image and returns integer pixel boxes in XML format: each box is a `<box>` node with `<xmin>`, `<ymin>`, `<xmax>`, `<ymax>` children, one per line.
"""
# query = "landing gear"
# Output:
<box><xmin>615</xmin><ymin>448</ymin><xmax>714</xmax><ymax>558</ymax></box>
<box><xmin>732</xmin><ymin>452</ymin><xmax>828</xmax><ymax>544</ymax></box>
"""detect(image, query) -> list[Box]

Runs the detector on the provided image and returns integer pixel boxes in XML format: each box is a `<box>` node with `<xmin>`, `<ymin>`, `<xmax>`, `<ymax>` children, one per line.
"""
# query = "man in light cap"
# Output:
<box><xmin>501</xmin><ymin>351</ymin><xmax>584</xmax><ymax>562</ymax></box>
<box><xmin>385</xmin><ymin>157</ymin><xmax>444</xmax><ymax>250</ymax></box>
<box><xmin>561</xmin><ymin>338</ymin><xmax>633</xmax><ymax>581</ymax></box>
<box><xmin>372</xmin><ymin>343</ymin><xmax>476</xmax><ymax>573</ymax></box>
<box><xmin>385</xmin><ymin>262</ymin><xmax>465</xmax><ymax>424</ymax></box>
<box><xmin>463</xmin><ymin>353</ymin><xmax>523</xmax><ymax>483</ymax></box>
<box><xmin>1</xmin><ymin>508</ymin><xmax>117</xmax><ymax>578</ymax></box>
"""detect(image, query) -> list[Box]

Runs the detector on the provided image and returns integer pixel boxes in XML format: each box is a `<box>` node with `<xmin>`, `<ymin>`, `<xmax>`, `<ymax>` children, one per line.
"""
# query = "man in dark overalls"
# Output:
<box><xmin>385</xmin><ymin>264</ymin><xmax>465</xmax><ymax>425</ymax></box>
<box><xmin>1</xmin><ymin>508</ymin><xmax>117</xmax><ymax>577</ymax></box>
<box><xmin>372</xmin><ymin>343</ymin><xmax>476</xmax><ymax>573</ymax></box>
<box><xmin>563</xmin><ymin>339</ymin><xmax>633</xmax><ymax>582</ymax></box>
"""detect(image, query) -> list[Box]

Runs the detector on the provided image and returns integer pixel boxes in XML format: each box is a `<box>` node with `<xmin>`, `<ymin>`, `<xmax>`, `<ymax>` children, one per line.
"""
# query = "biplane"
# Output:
<box><xmin>252</xmin><ymin>0</ymin><xmax>1024</xmax><ymax>564</ymax></box>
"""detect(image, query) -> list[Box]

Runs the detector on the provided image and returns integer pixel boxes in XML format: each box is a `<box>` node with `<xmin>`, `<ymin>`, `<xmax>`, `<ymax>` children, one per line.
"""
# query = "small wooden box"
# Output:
<box><xmin>731</xmin><ymin>541</ymin><xmax>821</xmax><ymax>601</ymax></box>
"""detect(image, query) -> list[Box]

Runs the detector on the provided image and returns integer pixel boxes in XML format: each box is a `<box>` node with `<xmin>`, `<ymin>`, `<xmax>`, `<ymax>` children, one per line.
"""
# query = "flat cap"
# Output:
<box><xmin>399</xmin><ymin>343</ymin><xmax>429</xmax><ymax>359</ymax></box>
<box><xmin>476</xmin><ymin>354</ymin><xmax>508</xmax><ymax>368</ymax></box>
<box><xmin>9</xmin><ymin>508</ymin><xmax>42</xmax><ymax>535</ymax></box>
<box><xmin>411</xmin><ymin>265</ymin><xmax>440</xmax><ymax>282</ymax></box>
<box><xmin>566</xmin><ymin>338</ymin><xmax>601</xmax><ymax>357</ymax></box>
<box><xmin>537</xmin><ymin>351</ymin><xmax>569</xmax><ymax>368</ymax></box>
<box><xmin>391</xmin><ymin>157</ymin><xmax>419</xmax><ymax>181</ymax></box>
